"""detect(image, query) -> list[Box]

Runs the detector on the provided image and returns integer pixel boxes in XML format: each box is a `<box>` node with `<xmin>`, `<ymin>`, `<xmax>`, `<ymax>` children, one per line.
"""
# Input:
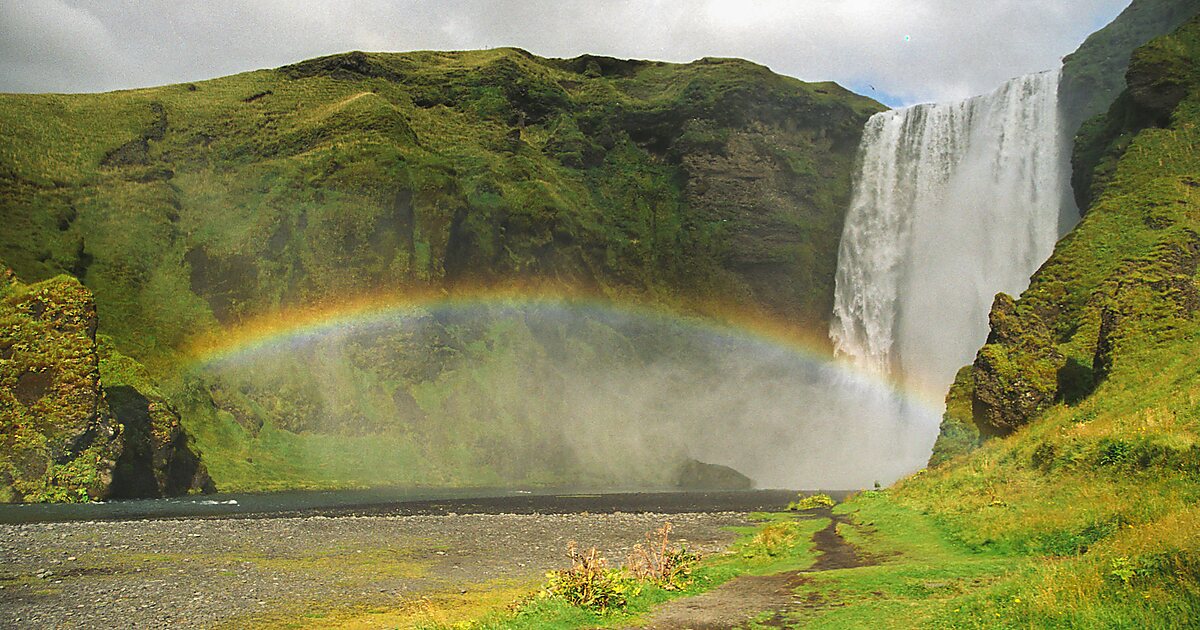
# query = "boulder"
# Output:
<box><xmin>971</xmin><ymin>294</ymin><xmax>1063</xmax><ymax>437</ymax></box>
<box><xmin>0</xmin><ymin>269</ymin><xmax>123</xmax><ymax>502</ymax></box>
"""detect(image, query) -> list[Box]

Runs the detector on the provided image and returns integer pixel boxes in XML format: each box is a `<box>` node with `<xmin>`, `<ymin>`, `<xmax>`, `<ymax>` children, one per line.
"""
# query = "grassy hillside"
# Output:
<box><xmin>893</xmin><ymin>13</ymin><xmax>1200</xmax><ymax>625</ymax></box>
<box><xmin>1061</xmin><ymin>0</ymin><xmax>1200</xmax><ymax>210</ymax></box>
<box><xmin>0</xmin><ymin>49</ymin><xmax>879</xmax><ymax>363</ymax></box>
<box><xmin>0</xmin><ymin>49</ymin><xmax>881</xmax><ymax>495</ymax></box>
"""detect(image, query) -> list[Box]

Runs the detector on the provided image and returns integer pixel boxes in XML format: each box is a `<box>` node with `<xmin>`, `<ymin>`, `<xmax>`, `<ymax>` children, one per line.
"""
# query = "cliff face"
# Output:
<box><xmin>0</xmin><ymin>49</ymin><xmax>881</xmax><ymax>356</ymax></box>
<box><xmin>0</xmin><ymin>267</ymin><xmax>211</xmax><ymax>502</ymax></box>
<box><xmin>1060</xmin><ymin>0</ymin><xmax>1200</xmax><ymax>210</ymax></box>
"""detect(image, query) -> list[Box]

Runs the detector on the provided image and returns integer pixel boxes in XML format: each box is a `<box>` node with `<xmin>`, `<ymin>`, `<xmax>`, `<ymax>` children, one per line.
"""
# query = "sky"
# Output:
<box><xmin>0</xmin><ymin>0</ymin><xmax>1131</xmax><ymax>107</ymax></box>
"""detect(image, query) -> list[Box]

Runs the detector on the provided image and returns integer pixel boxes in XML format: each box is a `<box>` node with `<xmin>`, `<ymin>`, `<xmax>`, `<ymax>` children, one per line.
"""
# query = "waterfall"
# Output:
<box><xmin>830</xmin><ymin>69</ymin><xmax>1073</xmax><ymax>404</ymax></box>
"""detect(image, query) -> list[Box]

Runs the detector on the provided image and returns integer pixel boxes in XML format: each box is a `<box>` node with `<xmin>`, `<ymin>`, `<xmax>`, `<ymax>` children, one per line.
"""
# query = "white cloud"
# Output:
<box><xmin>1</xmin><ymin>0</ymin><xmax>1131</xmax><ymax>105</ymax></box>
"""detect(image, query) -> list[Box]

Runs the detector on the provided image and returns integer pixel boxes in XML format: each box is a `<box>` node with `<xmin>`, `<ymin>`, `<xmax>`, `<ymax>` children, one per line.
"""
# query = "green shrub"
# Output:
<box><xmin>742</xmin><ymin>521</ymin><xmax>803</xmax><ymax>558</ymax></box>
<box><xmin>540</xmin><ymin>542</ymin><xmax>635</xmax><ymax>613</ymax></box>
<box><xmin>538</xmin><ymin>522</ymin><xmax>698</xmax><ymax>613</ymax></box>
<box><xmin>788</xmin><ymin>492</ymin><xmax>836</xmax><ymax>511</ymax></box>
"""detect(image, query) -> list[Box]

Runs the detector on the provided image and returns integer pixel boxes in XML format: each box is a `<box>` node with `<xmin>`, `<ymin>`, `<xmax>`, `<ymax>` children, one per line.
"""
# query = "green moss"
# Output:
<box><xmin>0</xmin><ymin>268</ymin><xmax>122</xmax><ymax>502</ymax></box>
<box><xmin>929</xmin><ymin>366</ymin><xmax>982</xmax><ymax>467</ymax></box>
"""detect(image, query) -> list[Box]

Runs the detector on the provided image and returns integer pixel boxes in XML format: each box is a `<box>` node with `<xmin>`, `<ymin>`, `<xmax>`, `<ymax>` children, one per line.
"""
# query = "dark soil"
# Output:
<box><xmin>807</xmin><ymin>511</ymin><xmax>867</xmax><ymax>572</ymax></box>
<box><xmin>635</xmin><ymin>571</ymin><xmax>814</xmax><ymax>629</ymax></box>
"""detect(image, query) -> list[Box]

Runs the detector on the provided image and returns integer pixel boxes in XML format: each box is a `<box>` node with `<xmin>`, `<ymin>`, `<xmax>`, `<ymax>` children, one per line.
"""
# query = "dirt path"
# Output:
<box><xmin>807</xmin><ymin>512</ymin><xmax>865</xmax><ymax>572</ymax></box>
<box><xmin>633</xmin><ymin>509</ymin><xmax>869</xmax><ymax>629</ymax></box>
<box><xmin>0</xmin><ymin>511</ymin><xmax>751</xmax><ymax>629</ymax></box>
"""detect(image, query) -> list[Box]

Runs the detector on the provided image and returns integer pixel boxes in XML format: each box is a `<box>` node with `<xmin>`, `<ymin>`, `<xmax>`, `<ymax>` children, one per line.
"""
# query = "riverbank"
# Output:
<box><xmin>0</xmin><ymin>510</ymin><xmax>752</xmax><ymax>628</ymax></box>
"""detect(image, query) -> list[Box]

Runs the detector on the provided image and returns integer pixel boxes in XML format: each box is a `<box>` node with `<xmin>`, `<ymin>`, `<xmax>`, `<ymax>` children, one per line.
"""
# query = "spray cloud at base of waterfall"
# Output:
<box><xmin>191</xmin><ymin>298</ymin><xmax>938</xmax><ymax>490</ymax></box>
<box><xmin>828</xmin><ymin>67</ymin><xmax>1075</xmax><ymax>473</ymax></box>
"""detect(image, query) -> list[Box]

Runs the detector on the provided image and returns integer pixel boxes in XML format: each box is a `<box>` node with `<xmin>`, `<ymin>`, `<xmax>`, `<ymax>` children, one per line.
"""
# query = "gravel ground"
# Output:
<box><xmin>0</xmin><ymin>511</ymin><xmax>753</xmax><ymax>629</ymax></box>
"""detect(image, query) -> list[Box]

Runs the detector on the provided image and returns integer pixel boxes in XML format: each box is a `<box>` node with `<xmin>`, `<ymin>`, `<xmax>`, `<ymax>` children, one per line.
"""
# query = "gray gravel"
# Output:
<box><xmin>0</xmin><ymin>511</ymin><xmax>752</xmax><ymax>629</ymax></box>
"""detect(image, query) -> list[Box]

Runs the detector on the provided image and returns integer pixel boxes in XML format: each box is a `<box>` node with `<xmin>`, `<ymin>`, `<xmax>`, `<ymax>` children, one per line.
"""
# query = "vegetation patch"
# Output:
<box><xmin>788</xmin><ymin>492</ymin><xmax>836</xmax><ymax>511</ymax></box>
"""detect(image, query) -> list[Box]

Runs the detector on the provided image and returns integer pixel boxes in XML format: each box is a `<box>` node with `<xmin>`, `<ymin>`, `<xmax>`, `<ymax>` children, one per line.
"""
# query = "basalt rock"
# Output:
<box><xmin>971</xmin><ymin>293</ymin><xmax>1064</xmax><ymax>437</ymax></box>
<box><xmin>103</xmin><ymin>370</ymin><xmax>215</xmax><ymax>499</ymax></box>
<box><xmin>0</xmin><ymin>267</ymin><xmax>213</xmax><ymax>502</ymax></box>
<box><xmin>0</xmin><ymin>267</ymin><xmax>122</xmax><ymax>502</ymax></box>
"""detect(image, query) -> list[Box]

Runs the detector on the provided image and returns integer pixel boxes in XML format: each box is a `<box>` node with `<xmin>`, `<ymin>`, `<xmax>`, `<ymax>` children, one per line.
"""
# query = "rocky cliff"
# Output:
<box><xmin>0</xmin><ymin>267</ymin><xmax>211</xmax><ymax>501</ymax></box>
<box><xmin>1060</xmin><ymin>0</ymin><xmax>1200</xmax><ymax>210</ymax></box>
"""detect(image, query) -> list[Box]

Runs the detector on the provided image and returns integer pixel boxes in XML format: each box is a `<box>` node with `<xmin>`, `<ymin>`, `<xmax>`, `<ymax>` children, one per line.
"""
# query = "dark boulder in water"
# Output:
<box><xmin>674</xmin><ymin>459</ymin><xmax>754</xmax><ymax>491</ymax></box>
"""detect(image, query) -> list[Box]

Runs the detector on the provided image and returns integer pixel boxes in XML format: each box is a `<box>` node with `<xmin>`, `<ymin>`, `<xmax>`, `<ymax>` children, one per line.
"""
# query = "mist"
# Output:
<box><xmin>196</xmin><ymin>302</ymin><xmax>938</xmax><ymax>491</ymax></box>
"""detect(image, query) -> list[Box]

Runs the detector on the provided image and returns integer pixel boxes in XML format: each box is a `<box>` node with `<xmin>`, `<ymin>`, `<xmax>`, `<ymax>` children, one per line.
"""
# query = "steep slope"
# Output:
<box><xmin>1061</xmin><ymin>0</ymin><xmax>1200</xmax><ymax>210</ymax></box>
<box><xmin>0</xmin><ymin>50</ymin><xmax>881</xmax><ymax>496</ymax></box>
<box><xmin>902</xmin><ymin>13</ymin><xmax>1200</xmax><ymax>624</ymax></box>
<box><xmin>1061</xmin><ymin>0</ymin><xmax>1200</xmax><ymax>130</ymax></box>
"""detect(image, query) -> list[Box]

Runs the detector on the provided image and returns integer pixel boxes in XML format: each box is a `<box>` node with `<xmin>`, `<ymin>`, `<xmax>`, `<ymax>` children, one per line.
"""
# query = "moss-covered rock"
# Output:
<box><xmin>928</xmin><ymin>366</ymin><xmax>981</xmax><ymax>467</ymax></box>
<box><xmin>970</xmin><ymin>294</ymin><xmax>1065</xmax><ymax>437</ymax></box>
<box><xmin>0</xmin><ymin>49</ymin><xmax>884</xmax><ymax>492</ymax></box>
<box><xmin>0</xmin><ymin>267</ymin><xmax>122</xmax><ymax>502</ymax></box>
<box><xmin>673</xmin><ymin>459</ymin><xmax>754</xmax><ymax>490</ymax></box>
<box><xmin>0</xmin><ymin>266</ymin><xmax>213</xmax><ymax>502</ymax></box>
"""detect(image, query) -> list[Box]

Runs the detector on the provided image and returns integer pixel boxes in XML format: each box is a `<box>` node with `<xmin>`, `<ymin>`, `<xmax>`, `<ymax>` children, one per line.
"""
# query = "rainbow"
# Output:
<box><xmin>184</xmin><ymin>286</ymin><xmax>946</xmax><ymax>411</ymax></box>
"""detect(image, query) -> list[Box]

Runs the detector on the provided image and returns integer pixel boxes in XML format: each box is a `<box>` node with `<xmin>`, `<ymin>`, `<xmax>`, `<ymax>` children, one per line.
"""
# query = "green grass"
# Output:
<box><xmin>463</xmin><ymin>514</ymin><xmax>829</xmax><ymax>629</ymax></box>
<box><xmin>458</xmin><ymin>486</ymin><xmax>1194</xmax><ymax>629</ymax></box>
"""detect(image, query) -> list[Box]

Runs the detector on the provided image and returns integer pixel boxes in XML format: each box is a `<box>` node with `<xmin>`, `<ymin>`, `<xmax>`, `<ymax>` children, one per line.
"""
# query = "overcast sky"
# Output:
<box><xmin>0</xmin><ymin>0</ymin><xmax>1130</xmax><ymax>106</ymax></box>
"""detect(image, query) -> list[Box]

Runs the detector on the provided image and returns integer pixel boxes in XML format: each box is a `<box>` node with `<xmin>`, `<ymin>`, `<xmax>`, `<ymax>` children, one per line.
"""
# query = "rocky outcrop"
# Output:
<box><xmin>1062</xmin><ymin>0</ymin><xmax>1200</xmax><ymax>211</ymax></box>
<box><xmin>0</xmin><ymin>267</ymin><xmax>212</xmax><ymax>502</ymax></box>
<box><xmin>0</xmin><ymin>268</ymin><xmax>122</xmax><ymax>502</ymax></box>
<box><xmin>100</xmin><ymin>343</ymin><xmax>215</xmax><ymax>499</ymax></box>
<box><xmin>970</xmin><ymin>294</ymin><xmax>1064</xmax><ymax>437</ymax></box>
<box><xmin>1059</xmin><ymin>0</ymin><xmax>1200</xmax><ymax>136</ymax></box>
<box><xmin>673</xmin><ymin>459</ymin><xmax>754</xmax><ymax>490</ymax></box>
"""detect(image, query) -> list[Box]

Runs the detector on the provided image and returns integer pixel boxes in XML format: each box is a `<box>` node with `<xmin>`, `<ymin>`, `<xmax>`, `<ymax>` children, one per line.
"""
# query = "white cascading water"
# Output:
<box><xmin>828</xmin><ymin>68</ymin><xmax>1074</xmax><ymax>468</ymax></box>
